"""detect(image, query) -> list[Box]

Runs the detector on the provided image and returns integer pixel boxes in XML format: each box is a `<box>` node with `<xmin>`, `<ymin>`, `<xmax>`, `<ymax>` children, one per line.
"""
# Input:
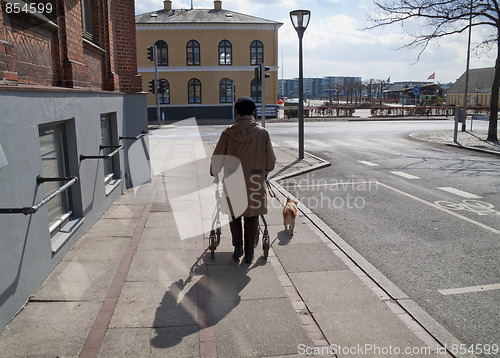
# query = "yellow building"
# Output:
<box><xmin>447</xmin><ymin>67</ymin><xmax>497</xmax><ymax>107</ymax></box>
<box><xmin>136</xmin><ymin>0</ymin><xmax>282</xmax><ymax>121</ymax></box>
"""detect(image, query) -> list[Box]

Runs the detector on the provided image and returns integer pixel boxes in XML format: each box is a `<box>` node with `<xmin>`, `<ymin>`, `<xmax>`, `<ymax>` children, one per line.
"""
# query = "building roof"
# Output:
<box><xmin>135</xmin><ymin>8</ymin><xmax>282</xmax><ymax>27</ymax></box>
<box><xmin>447</xmin><ymin>67</ymin><xmax>495</xmax><ymax>94</ymax></box>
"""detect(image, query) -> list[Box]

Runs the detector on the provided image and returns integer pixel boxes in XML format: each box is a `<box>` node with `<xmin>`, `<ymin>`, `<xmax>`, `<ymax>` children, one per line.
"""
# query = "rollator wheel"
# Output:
<box><xmin>209</xmin><ymin>230</ymin><xmax>216</xmax><ymax>259</ymax></box>
<box><xmin>263</xmin><ymin>236</ymin><xmax>269</xmax><ymax>259</ymax></box>
<box><xmin>216</xmin><ymin>227</ymin><xmax>221</xmax><ymax>247</ymax></box>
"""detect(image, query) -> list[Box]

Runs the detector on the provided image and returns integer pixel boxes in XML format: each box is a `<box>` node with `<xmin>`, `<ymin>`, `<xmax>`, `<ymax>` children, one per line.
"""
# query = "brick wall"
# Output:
<box><xmin>0</xmin><ymin>0</ymin><xmax>141</xmax><ymax>92</ymax></box>
<box><xmin>0</xmin><ymin>6</ymin><xmax>18</xmax><ymax>84</ymax></box>
<box><xmin>112</xmin><ymin>0</ymin><xmax>142</xmax><ymax>92</ymax></box>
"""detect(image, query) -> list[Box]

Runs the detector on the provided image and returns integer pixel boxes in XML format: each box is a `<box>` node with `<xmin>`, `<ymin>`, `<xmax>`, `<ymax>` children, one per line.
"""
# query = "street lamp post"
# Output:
<box><xmin>462</xmin><ymin>0</ymin><xmax>473</xmax><ymax>131</ymax></box>
<box><xmin>290</xmin><ymin>9</ymin><xmax>310</xmax><ymax>160</ymax></box>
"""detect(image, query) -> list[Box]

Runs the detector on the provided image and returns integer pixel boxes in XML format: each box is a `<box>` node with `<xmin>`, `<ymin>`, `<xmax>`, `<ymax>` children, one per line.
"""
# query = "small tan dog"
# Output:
<box><xmin>283</xmin><ymin>197</ymin><xmax>298</xmax><ymax>236</ymax></box>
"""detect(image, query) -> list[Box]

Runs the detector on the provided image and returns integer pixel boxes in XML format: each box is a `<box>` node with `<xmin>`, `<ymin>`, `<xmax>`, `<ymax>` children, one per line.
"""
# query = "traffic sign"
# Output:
<box><xmin>413</xmin><ymin>86</ymin><xmax>420</xmax><ymax>95</ymax></box>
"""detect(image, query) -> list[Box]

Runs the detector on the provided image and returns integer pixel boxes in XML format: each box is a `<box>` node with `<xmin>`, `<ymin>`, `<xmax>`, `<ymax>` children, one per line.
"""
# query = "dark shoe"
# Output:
<box><xmin>232</xmin><ymin>246</ymin><xmax>243</xmax><ymax>260</ymax></box>
<box><xmin>244</xmin><ymin>254</ymin><xmax>254</xmax><ymax>264</ymax></box>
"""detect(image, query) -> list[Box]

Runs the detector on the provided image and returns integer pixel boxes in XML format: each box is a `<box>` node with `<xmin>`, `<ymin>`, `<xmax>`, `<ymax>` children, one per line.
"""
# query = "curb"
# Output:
<box><xmin>445</xmin><ymin>143</ymin><xmax>500</xmax><ymax>157</ymax></box>
<box><xmin>270</xmin><ymin>150</ymin><xmax>475</xmax><ymax>358</ymax></box>
<box><xmin>409</xmin><ymin>132</ymin><xmax>500</xmax><ymax>157</ymax></box>
<box><xmin>271</xmin><ymin>151</ymin><xmax>331</xmax><ymax>182</ymax></box>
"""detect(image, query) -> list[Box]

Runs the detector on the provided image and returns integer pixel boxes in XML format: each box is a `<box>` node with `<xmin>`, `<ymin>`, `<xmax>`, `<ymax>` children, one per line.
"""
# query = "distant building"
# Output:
<box><xmin>136</xmin><ymin>0</ymin><xmax>282</xmax><ymax>121</ymax></box>
<box><xmin>0</xmin><ymin>0</ymin><xmax>148</xmax><ymax>331</ymax></box>
<box><xmin>384</xmin><ymin>82</ymin><xmax>443</xmax><ymax>105</ymax></box>
<box><xmin>447</xmin><ymin>67</ymin><xmax>496</xmax><ymax>107</ymax></box>
<box><xmin>279</xmin><ymin>76</ymin><xmax>362</xmax><ymax>100</ymax></box>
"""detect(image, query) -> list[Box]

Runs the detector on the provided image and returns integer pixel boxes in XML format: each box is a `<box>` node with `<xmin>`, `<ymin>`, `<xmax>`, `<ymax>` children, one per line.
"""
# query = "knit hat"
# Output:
<box><xmin>235</xmin><ymin>97</ymin><xmax>256</xmax><ymax>116</ymax></box>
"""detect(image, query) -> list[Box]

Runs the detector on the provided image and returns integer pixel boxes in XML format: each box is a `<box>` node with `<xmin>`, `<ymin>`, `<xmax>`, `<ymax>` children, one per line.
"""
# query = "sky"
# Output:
<box><xmin>134</xmin><ymin>0</ymin><xmax>496</xmax><ymax>84</ymax></box>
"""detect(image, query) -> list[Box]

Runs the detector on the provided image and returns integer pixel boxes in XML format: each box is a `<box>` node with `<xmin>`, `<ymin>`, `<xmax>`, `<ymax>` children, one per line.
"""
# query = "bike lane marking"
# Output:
<box><xmin>377</xmin><ymin>182</ymin><xmax>500</xmax><ymax>235</ymax></box>
<box><xmin>438</xmin><ymin>187</ymin><xmax>482</xmax><ymax>199</ymax></box>
<box><xmin>438</xmin><ymin>283</ymin><xmax>500</xmax><ymax>296</ymax></box>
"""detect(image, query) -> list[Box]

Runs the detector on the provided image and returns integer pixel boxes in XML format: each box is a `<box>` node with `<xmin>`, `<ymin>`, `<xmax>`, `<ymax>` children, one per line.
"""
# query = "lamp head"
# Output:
<box><xmin>290</xmin><ymin>10</ymin><xmax>311</xmax><ymax>34</ymax></box>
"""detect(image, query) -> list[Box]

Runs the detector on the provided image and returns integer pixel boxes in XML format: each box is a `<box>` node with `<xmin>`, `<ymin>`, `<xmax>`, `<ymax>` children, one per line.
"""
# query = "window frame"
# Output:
<box><xmin>218</xmin><ymin>40</ymin><xmax>232</xmax><ymax>66</ymax></box>
<box><xmin>251</xmin><ymin>79</ymin><xmax>262</xmax><ymax>103</ymax></box>
<box><xmin>219</xmin><ymin>78</ymin><xmax>233</xmax><ymax>103</ymax></box>
<box><xmin>188</xmin><ymin>78</ymin><xmax>202</xmax><ymax>104</ymax></box>
<box><xmin>38</xmin><ymin>123</ymin><xmax>73</xmax><ymax>236</ymax></box>
<box><xmin>81</xmin><ymin>0</ymin><xmax>94</xmax><ymax>41</ymax></box>
<box><xmin>159</xmin><ymin>78</ymin><xmax>170</xmax><ymax>104</ymax></box>
<box><xmin>155</xmin><ymin>40</ymin><xmax>168</xmax><ymax>66</ymax></box>
<box><xmin>100</xmin><ymin>113</ymin><xmax>121</xmax><ymax>196</ymax></box>
<box><xmin>186</xmin><ymin>40</ymin><xmax>201</xmax><ymax>66</ymax></box>
<box><xmin>100</xmin><ymin>115</ymin><xmax>115</xmax><ymax>184</ymax></box>
<box><xmin>250</xmin><ymin>40</ymin><xmax>264</xmax><ymax>65</ymax></box>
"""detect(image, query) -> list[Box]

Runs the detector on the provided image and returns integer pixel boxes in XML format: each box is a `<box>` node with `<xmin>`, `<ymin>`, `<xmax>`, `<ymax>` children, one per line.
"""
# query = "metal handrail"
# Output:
<box><xmin>36</xmin><ymin>175</ymin><xmax>76</xmax><ymax>185</ymax></box>
<box><xmin>0</xmin><ymin>176</ymin><xmax>78</xmax><ymax>215</ymax></box>
<box><xmin>119</xmin><ymin>131</ymin><xmax>149</xmax><ymax>140</ymax></box>
<box><xmin>80</xmin><ymin>144</ymin><xmax>123</xmax><ymax>161</ymax></box>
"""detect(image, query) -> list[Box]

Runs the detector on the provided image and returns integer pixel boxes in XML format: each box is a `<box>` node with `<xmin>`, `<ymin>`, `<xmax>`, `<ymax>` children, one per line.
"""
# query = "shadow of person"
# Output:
<box><xmin>150</xmin><ymin>251</ymin><xmax>251</xmax><ymax>350</ymax></box>
<box><xmin>150</xmin><ymin>278</ymin><xmax>198</xmax><ymax>349</ymax></box>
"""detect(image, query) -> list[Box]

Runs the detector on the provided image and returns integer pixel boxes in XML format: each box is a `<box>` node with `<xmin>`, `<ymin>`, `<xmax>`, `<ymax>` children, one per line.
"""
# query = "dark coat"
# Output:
<box><xmin>210</xmin><ymin>116</ymin><xmax>276</xmax><ymax>217</ymax></box>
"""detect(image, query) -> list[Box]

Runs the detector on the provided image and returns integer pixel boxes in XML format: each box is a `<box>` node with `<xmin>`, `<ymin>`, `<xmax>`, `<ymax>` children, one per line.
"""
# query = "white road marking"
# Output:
<box><xmin>271</xmin><ymin>141</ymin><xmax>279</xmax><ymax>147</ymax></box>
<box><xmin>438</xmin><ymin>187</ymin><xmax>482</xmax><ymax>199</ymax></box>
<box><xmin>281</xmin><ymin>180</ymin><xmax>379</xmax><ymax>189</ymax></box>
<box><xmin>358</xmin><ymin>160</ymin><xmax>380</xmax><ymax>167</ymax></box>
<box><xmin>391</xmin><ymin>171</ymin><xmax>420</xmax><ymax>180</ymax></box>
<box><xmin>283</xmin><ymin>140</ymin><xmax>297</xmax><ymax>148</ymax></box>
<box><xmin>439</xmin><ymin>283</ymin><xmax>500</xmax><ymax>296</ymax></box>
<box><xmin>307</xmin><ymin>139</ymin><xmax>330</xmax><ymax>148</ymax></box>
<box><xmin>377</xmin><ymin>182</ymin><xmax>500</xmax><ymax>235</ymax></box>
<box><xmin>328</xmin><ymin>139</ymin><xmax>356</xmax><ymax>147</ymax></box>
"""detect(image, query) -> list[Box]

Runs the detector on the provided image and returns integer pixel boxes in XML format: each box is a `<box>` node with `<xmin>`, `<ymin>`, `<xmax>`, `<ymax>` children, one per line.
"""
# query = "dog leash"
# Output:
<box><xmin>266</xmin><ymin>180</ymin><xmax>285</xmax><ymax>208</ymax></box>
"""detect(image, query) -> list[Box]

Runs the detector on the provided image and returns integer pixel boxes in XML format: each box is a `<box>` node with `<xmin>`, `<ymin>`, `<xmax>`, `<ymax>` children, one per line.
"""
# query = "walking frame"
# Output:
<box><xmin>209</xmin><ymin>174</ymin><xmax>271</xmax><ymax>260</ymax></box>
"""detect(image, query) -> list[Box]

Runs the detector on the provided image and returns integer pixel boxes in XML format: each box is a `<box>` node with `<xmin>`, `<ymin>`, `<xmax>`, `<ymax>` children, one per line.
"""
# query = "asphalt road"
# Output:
<box><xmin>261</xmin><ymin>119</ymin><xmax>499</xmax><ymax>356</ymax></box>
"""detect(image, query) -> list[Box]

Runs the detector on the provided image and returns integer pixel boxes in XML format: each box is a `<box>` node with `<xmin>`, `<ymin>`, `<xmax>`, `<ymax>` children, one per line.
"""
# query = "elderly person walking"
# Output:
<box><xmin>210</xmin><ymin>97</ymin><xmax>276</xmax><ymax>264</ymax></box>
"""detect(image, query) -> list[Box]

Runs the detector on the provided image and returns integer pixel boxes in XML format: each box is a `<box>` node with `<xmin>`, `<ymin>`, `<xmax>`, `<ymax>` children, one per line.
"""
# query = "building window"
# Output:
<box><xmin>188</xmin><ymin>78</ymin><xmax>202</xmax><ymax>103</ymax></box>
<box><xmin>219</xmin><ymin>40</ymin><xmax>232</xmax><ymax>66</ymax></box>
<box><xmin>101</xmin><ymin>114</ymin><xmax>120</xmax><ymax>187</ymax></box>
<box><xmin>220</xmin><ymin>78</ymin><xmax>233</xmax><ymax>103</ymax></box>
<box><xmin>250</xmin><ymin>40</ymin><xmax>263</xmax><ymax>65</ymax></box>
<box><xmin>81</xmin><ymin>0</ymin><xmax>94</xmax><ymax>40</ymax></box>
<box><xmin>187</xmin><ymin>40</ymin><xmax>200</xmax><ymax>66</ymax></box>
<box><xmin>39</xmin><ymin>124</ymin><xmax>72</xmax><ymax>235</ymax></box>
<box><xmin>159</xmin><ymin>78</ymin><xmax>170</xmax><ymax>104</ymax></box>
<box><xmin>251</xmin><ymin>79</ymin><xmax>261</xmax><ymax>103</ymax></box>
<box><xmin>155</xmin><ymin>40</ymin><xmax>168</xmax><ymax>66</ymax></box>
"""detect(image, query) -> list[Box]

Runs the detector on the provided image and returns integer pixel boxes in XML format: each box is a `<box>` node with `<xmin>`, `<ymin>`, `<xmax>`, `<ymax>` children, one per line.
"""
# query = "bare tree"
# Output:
<box><xmin>365</xmin><ymin>79</ymin><xmax>375</xmax><ymax>105</ymax></box>
<box><xmin>368</xmin><ymin>0</ymin><xmax>498</xmax><ymax>141</ymax></box>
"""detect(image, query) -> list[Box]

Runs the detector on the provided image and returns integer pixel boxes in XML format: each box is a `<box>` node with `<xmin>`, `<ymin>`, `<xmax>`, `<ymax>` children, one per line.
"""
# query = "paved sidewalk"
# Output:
<box><xmin>0</xmin><ymin>124</ymin><xmax>456</xmax><ymax>357</ymax></box>
<box><xmin>410</xmin><ymin>130</ymin><xmax>500</xmax><ymax>156</ymax></box>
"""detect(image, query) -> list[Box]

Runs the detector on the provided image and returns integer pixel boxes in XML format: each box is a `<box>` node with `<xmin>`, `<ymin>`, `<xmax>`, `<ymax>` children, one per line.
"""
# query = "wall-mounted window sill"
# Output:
<box><xmin>105</xmin><ymin>178</ymin><xmax>121</xmax><ymax>196</ymax></box>
<box><xmin>51</xmin><ymin>217</ymin><xmax>85</xmax><ymax>254</ymax></box>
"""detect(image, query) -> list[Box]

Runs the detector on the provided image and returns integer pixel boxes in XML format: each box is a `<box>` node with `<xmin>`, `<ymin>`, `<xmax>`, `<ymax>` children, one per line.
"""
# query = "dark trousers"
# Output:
<box><xmin>229</xmin><ymin>216</ymin><xmax>259</xmax><ymax>257</ymax></box>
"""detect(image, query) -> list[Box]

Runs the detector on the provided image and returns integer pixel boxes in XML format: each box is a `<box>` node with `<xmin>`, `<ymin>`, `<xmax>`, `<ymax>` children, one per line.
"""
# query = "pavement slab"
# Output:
<box><xmin>212</xmin><ymin>298</ymin><xmax>312</xmax><ymax>358</ymax></box>
<box><xmin>289</xmin><ymin>270</ymin><xmax>438</xmax><ymax>357</ymax></box>
<box><xmin>32</xmin><ymin>260</ymin><xmax>120</xmax><ymax>302</ymax></box>
<box><xmin>109</xmin><ymin>280</ymin><xmax>198</xmax><ymax>329</ymax></box>
<box><xmin>0</xmin><ymin>302</ymin><xmax>101</xmax><ymax>358</ymax></box>
<box><xmin>208</xmin><ymin>263</ymin><xmax>286</xmax><ymax>301</ymax></box>
<box><xmin>274</xmin><ymin>242</ymin><xmax>349</xmax><ymax>273</ymax></box>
